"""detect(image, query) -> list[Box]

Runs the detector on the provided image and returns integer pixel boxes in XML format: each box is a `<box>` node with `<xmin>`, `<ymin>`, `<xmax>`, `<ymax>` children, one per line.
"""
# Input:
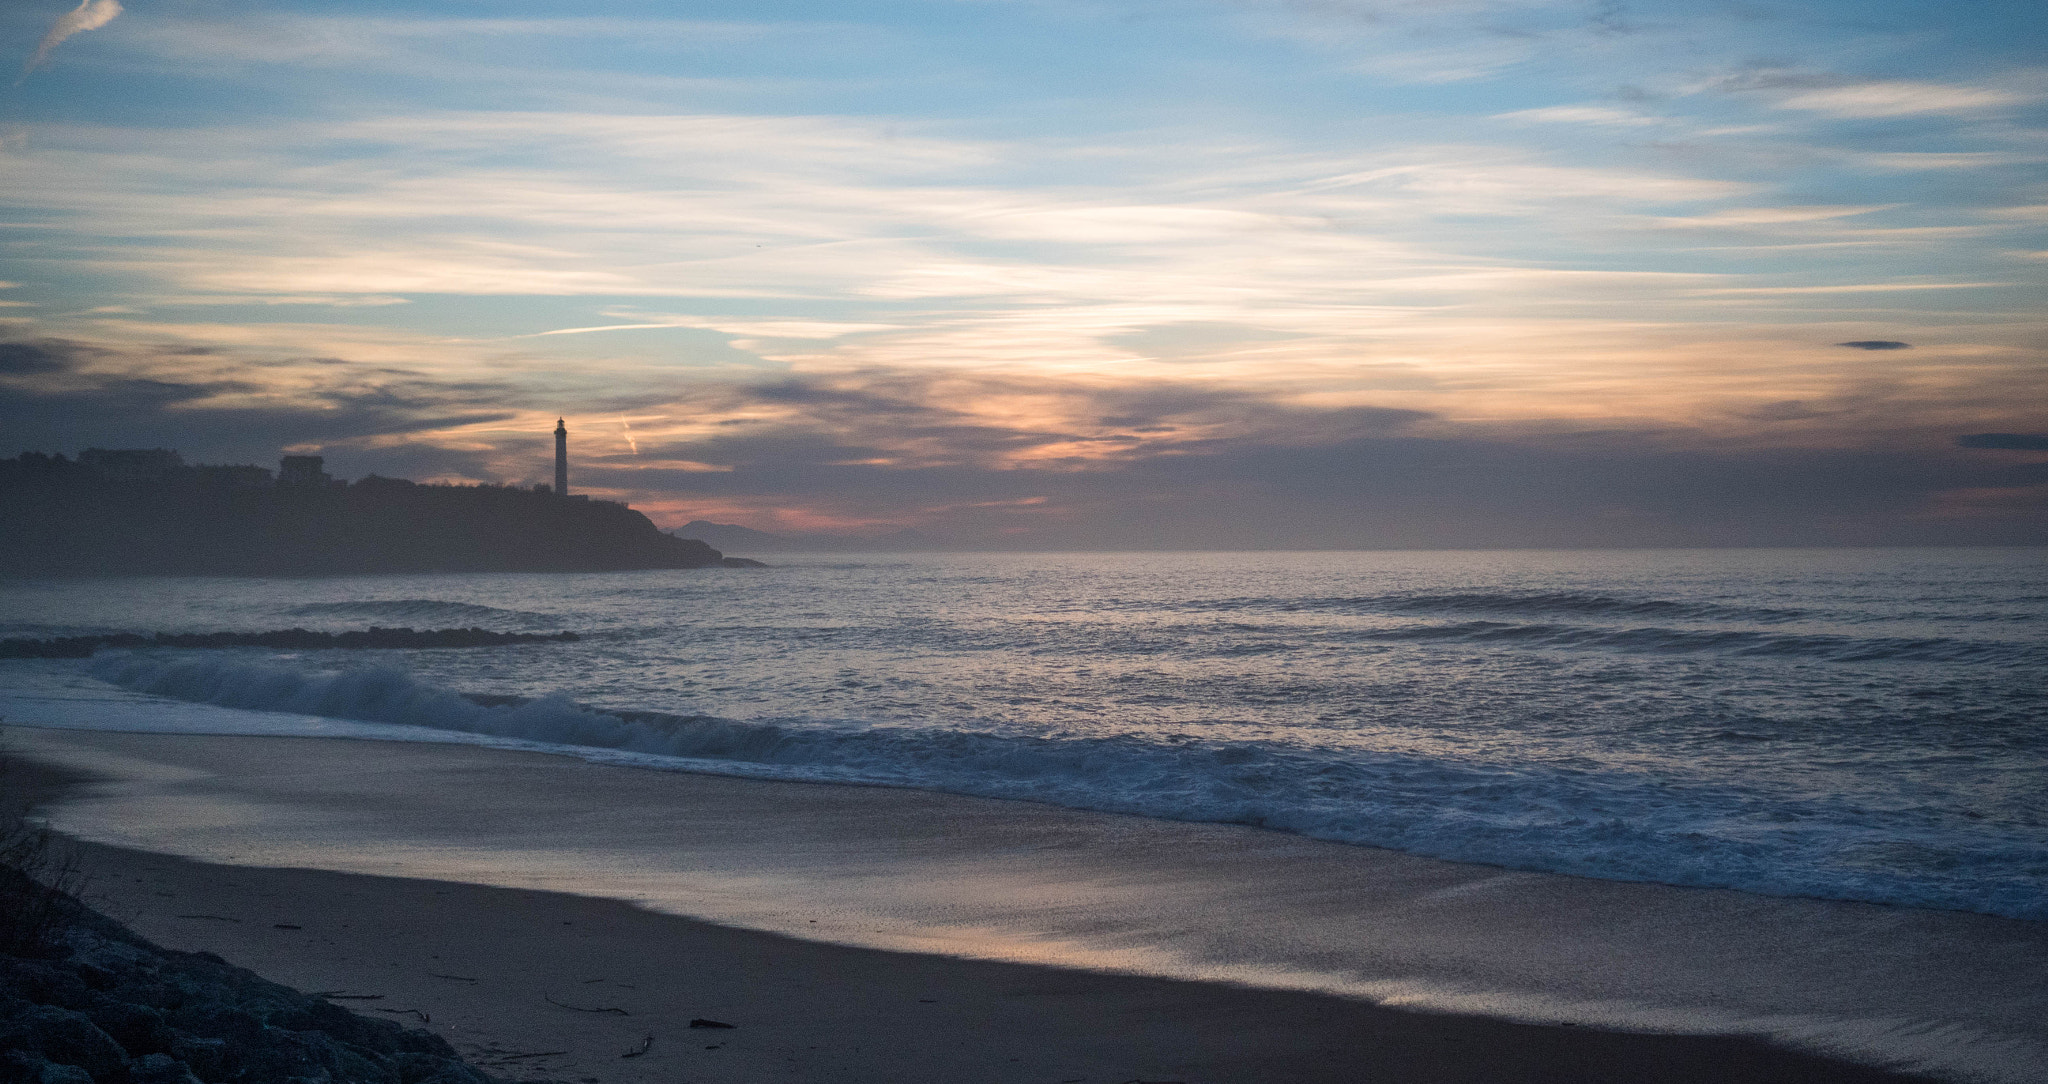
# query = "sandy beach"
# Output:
<box><xmin>31</xmin><ymin>842</ymin><xmax>1949</xmax><ymax>1084</ymax></box>
<box><xmin>13</xmin><ymin>725</ymin><xmax>2037</xmax><ymax>1084</ymax></box>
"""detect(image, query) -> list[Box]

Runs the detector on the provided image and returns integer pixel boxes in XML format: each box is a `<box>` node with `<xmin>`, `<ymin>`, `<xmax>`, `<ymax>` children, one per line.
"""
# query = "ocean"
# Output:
<box><xmin>3</xmin><ymin>547</ymin><xmax>2042</xmax><ymax>921</ymax></box>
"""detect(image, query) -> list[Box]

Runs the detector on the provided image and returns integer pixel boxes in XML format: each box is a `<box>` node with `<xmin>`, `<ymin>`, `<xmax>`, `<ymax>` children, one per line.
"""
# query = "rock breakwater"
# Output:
<box><xmin>0</xmin><ymin>867</ymin><xmax>504</xmax><ymax>1084</ymax></box>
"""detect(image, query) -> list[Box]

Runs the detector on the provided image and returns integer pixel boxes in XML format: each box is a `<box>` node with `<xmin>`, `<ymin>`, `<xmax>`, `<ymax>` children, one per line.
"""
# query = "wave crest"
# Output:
<box><xmin>86</xmin><ymin>653</ymin><xmax>2048</xmax><ymax>921</ymax></box>
<box><xmin>287</xmin><ymin>600</ymin><xmax>557</xmax><ymax>627</ymax></box>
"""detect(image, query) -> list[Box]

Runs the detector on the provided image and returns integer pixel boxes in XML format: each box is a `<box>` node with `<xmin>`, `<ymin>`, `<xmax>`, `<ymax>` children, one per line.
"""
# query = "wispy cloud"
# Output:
<box><xmin>524</xmin><ymin>323</ymin><xmax>699</xmax><ymax>338</ymax></box>
<box><xmin>1493</xmin><ymin>105</ymin><xmax>1658</xmax><ymax>126</ymax></box>
<box><xmin>1694</xmin><ymin>282</ymin><xmax>2007</xmax><ymax>295</ymax></box>
<box><xmin>18</xmin><ymin>0</ymin><xmax>121</xmax><ymax>83</ymax></box>
<box><xmin>155</xmin><ymin>295</ymin><xmax>415</xmax><ymax>308</ymax></box>
<box><xmin>1773</xmin><ymin>81</ymin><xmax>2028</xmax><ymax>118</ymax></box>
<box><xmin>1851</xmin><ymin>152</ymin><xmax>2044</xmax><ymax>172</ymax></box>
<box><xmin>3</xmin><ymin>1</ymin><xmax>2043</xmax><ymax>543</ymax></box>
<box><xmin>102</xmin><ymin>12</ymin><xmax>856</xmax><ymax>81</ymax></box>
<box><xmin>1645</xmin><ymin>206</ymin><xmax>1891</xmax><ymax>229</ymax></box>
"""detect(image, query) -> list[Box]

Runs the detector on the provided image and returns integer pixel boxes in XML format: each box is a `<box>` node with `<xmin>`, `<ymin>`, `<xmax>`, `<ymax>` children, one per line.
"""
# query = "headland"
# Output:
<box><xmin>0</xmin><ymin>450</ymin><xmax>752</xmax><ymax>577</ymax></box>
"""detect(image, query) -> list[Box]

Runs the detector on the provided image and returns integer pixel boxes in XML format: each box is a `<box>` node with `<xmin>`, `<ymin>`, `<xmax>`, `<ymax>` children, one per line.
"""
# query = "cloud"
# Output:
<box><xmin>1103</xmin><ymin>321</ymin><xmax>1307</xmax><ymax>362</ymax></box>
<box><xmin>1853</xmin><ymin>152</ymin><xmax>2044</xmax><ymax>172</ymax></box>
<box><xmin>0</xmin><ymin>337</ymin><xmax>521</xmax><ymax>466</ymax></box>
<box><xmin>5</xmin><ymin>333</ymin><xmax>2045</xmax><ymax>546</ymax></box>
<box><xmin>1836</xmin><ymin>341</ymin><xmax>1911</xmax><ymax>350</ymax></box>
<box><xmin>1493</xmin><ymin>105</ymin><xmax>1658</xmax><ymax>127</ymax></box>
<box><xmin>1648</xmin><ymin>206</ymin><xmax>1890</xmax><ymax>229</ymax></box>
<box><xmin>158</xmin><ymin>295</ymin><xmax>416</xmax><ymax>308</ymax></box>
<box><xmin>621</xmin><ymin>414</ymin><xmax>2048</xmax><ymax>549</ymax></box>
<box><xmin>1742</xmin><ymin>400</ymin><xmax>1832</xmax><ymax>422</ymax></box>
<box><xmin>8</xmin><ymin>108</ymin><xmax>1824</xmax><ymax>386</ymax></box>
<box><xmin>1699</xmin><ymin>283</ymin><xmax>2001</xmax><ymax>295</ymax></box>
<box><xmin>1957</xmin><ymin>433</ymin><xmax>2048</xmax><ymax>451</ymax></box>
<box><xmin>0</xmin><ymin>340</ymin><xmax>78</xmax><ymax>374</ymax></box>
<box><xmin>114</xmin><ymin>12</ymin><xmax>846</xmax><ymax>85</ymax></box>
<box><xmin>1773</xmin><ymin>81</ymin><xmax>2026</xmax><ymax>118</ymax></box>
<box><xmin>527</xmin><ymin>323</ymin><xmax>700</xmax><ymax>338</ymax></box>
<box><xmin>18</xmin><ymin>0</ymin><xmax>122</xmax><ymax>83</ymax></box>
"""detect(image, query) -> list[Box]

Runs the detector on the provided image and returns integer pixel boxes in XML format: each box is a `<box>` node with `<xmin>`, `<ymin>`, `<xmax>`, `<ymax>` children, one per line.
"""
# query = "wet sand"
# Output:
<box><xmin>47</xmin><ymin>843</ymin><xmax>1947</xmax><ymax>1084</ymax></box>
<box><xmin>13</xmin><ymin>726</ymin><xmax>2035</xmax><ymax>1083</ymax></box>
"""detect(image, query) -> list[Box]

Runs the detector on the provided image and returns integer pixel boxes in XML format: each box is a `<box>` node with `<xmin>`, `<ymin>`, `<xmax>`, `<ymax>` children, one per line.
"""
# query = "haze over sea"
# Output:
<box><xmin>3</xmin><ymin>547</ymin><xmax>2042</xmax><ymax>921</ymax></box>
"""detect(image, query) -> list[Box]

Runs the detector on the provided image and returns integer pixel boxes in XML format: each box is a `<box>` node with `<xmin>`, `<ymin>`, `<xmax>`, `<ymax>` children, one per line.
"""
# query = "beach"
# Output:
<box><xmin>14</xmin><ymin>725</ymin><xmax>2039</xmax><ymax>1083</ymax></box>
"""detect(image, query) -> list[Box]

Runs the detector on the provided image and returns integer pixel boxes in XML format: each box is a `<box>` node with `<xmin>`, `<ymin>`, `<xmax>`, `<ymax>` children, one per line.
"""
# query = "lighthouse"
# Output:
<box><xmin>554</xmin><ymin>417</ymin><xmax>569</xmax><ymax>496</ymax></box>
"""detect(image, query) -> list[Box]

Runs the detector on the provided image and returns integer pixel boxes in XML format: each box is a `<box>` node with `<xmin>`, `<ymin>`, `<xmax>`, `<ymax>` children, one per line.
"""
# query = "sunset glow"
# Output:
<box><xmin>4</xmin><ymin>0</ymin><xmax>2043</xmax><ymax>546</ymax></box>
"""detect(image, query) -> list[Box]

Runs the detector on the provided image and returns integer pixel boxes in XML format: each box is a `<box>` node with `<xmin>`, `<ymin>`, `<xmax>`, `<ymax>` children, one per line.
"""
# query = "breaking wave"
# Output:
<box><xmin>86</xmin><ymin>652</ymin><xmax>2048</xmax><ymax>922</ymax></box>
<box><xmin>287</xmin><ymin>600</ymin><xmax>558</xmax><ymax>627</ymax></box>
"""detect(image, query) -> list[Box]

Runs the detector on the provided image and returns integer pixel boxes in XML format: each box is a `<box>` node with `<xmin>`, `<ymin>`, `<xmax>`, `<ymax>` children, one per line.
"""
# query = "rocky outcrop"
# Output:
<box><xmin>0</xmin><ymin>869</ymin><xmax>503</xmax><ymax>1084</ymax></box>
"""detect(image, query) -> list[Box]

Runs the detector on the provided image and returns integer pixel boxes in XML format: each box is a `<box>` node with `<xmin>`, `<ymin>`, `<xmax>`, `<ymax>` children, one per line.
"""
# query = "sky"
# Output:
<box><xmin>2</xmin><ymin>0</ymin><xmax>2044</xmax><ymax>548</ymax></box>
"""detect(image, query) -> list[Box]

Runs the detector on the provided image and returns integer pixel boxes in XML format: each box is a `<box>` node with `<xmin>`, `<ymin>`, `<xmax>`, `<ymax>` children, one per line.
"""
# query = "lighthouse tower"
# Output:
<box><xmin>554</xmin><ymin>417</ymin><xmax>569</xmax><ymax>496</ymax></box>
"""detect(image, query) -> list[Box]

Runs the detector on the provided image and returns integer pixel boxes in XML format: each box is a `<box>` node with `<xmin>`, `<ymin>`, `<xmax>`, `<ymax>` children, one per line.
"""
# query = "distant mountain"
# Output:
<box><xmin>672</xmin><ymin>519</ymin><xmax>943</xmax><ymax>553</ymax></box>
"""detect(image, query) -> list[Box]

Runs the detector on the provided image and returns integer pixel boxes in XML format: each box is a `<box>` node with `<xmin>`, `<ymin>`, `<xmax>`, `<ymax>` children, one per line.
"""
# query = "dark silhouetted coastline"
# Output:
<box><xmin>1</xmin><ymin>451</ymin><xmax>738</xmax><ymax>577</ymax></box>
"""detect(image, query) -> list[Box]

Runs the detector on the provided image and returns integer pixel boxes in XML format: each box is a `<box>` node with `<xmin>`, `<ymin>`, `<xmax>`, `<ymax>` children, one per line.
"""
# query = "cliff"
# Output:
<box><xmin>0</xmin><ymin>453</ymin><xmax>727</xmax><ymax>577</ymax></box>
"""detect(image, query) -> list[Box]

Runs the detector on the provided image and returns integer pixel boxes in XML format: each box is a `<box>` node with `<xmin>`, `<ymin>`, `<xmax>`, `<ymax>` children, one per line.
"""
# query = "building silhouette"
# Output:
<box><xmin>554</xmin><ymin>418</ymin><xmax>569</xmax><ymax>496</ymax></box>
<box><xmin>278</xmin><ymin>455</ymin><xmax>332</xmax><ymax>486</ymax></box>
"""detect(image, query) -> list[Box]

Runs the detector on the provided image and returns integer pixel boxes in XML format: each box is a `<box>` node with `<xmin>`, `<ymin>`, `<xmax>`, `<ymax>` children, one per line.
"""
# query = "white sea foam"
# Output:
<box><xmin>7</xmin><ymin>550</ymin><xmax>2044</xmax><ymax>1084</ymax></box>
<box><xmin>2</xmin><ymin>549</ymin><xmax>2042</xmax><ymax>928</ymax></box>
<box><xmin>83</xmin><ymin>646</ymin><xmax>2048</xmax><ymax>921</ymax></box>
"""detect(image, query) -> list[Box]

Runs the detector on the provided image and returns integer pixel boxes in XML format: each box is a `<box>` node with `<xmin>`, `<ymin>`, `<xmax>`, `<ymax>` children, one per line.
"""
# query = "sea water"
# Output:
<box><xmin>1</xmin><ymin>548</ymin><xmax>2043</xmax><ymax>920</ymax></box>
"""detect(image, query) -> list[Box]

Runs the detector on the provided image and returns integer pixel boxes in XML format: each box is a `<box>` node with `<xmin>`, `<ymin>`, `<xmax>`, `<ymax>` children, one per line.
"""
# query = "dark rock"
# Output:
<box><xmin>81</xmin><ymin>995</ymin><xmax>175</xmax><ymax>1056</ymax></box>
<box><xmin>265</xmin><ymin>997</ymin><xmax>401</xmax><ymax>1051</ymax></box>
<box><xmin>167</xmin><ymin>1036</ymin><xmax>226</xmax><ymax>1081</ymax></box>
<box><xmin>106</xmin><ymin>979</ymin><xmax>173</xmax><ymax>1012</ymax></box>
<box><xmin>2</xmin><ymin>959</ymin><xmax>91</xmax><ymax>1010</ymax></box>
<box><xmin>165</xmin><ymin>1004</ymin><xmax>262</xmax><ymax>1047</ymax></box>
<box><xmin>233</xmin><ymin>1024</ymin><xmax>397</xmax><ymax>1084</ymax></box>
<box><xmin>7</xmin><ymin>1057</ymin><xmax>94</xmax><ymax>1084</ymax></box>
<box><xmin>126</xmin><ymin>1053</ymin><xmax>201</xmax><ymax>1084</ymax></box>
<box><xmin>0</xmin><ymin>1050</ymin><xmax>47</xmax><ymax>1084</ymax></box>
<box><xmin>1</xmin><ymin>877</ymin><xmax>505</xmax><ymax>1084</ymax></box>
<box><xmin>0</xmin><ymin>1005</ymin><xmax>129</xmax><ymax>1079</ymax></box>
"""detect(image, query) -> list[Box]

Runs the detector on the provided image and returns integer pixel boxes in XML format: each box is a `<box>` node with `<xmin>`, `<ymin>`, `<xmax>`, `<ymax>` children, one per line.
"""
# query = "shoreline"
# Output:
<box><xmin>11</xmin><ymin>726</ymin><xmax>2038</xmax><ymax>1083</ymax></box>
<box><xmin>7</xmin><ymin>838</ymin><xmax>1937</xmax><ymax>1082</ymax></box>
<box><xmin>43</xmin><ymin>841</ymin><xmax>1947</xmax><ymax>1084</ymax></box>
